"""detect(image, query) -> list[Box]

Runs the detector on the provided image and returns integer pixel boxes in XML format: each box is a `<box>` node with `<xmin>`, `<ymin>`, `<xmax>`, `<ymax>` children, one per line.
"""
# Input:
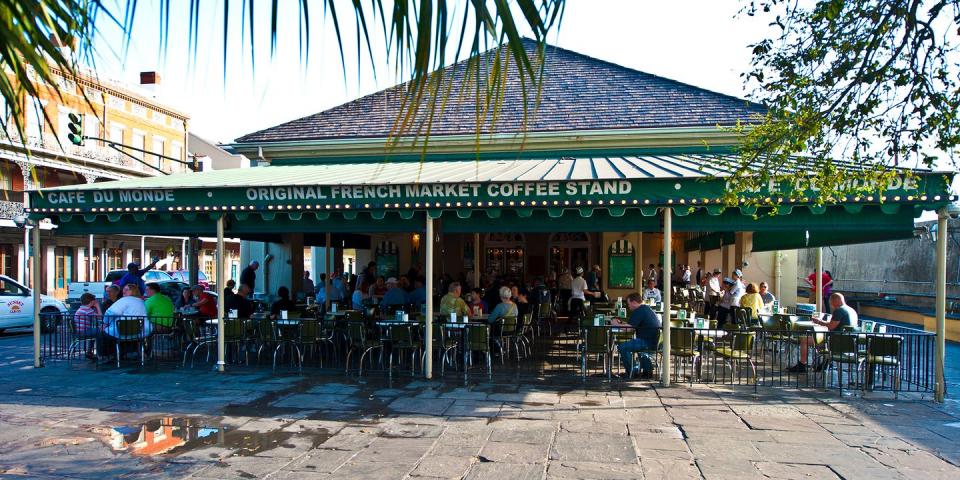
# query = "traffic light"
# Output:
<box><xmin>67</xmin><ymin>113</ymin><xmax>83</xmax><ymax>146</ymax></box>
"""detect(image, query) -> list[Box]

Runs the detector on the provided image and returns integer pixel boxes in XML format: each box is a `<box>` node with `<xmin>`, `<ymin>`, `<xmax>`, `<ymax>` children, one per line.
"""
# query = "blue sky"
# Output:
<box><xmin>91</xmin><ymin>0</ymin><xmax>775</xmax><ymax>143</ymax></box>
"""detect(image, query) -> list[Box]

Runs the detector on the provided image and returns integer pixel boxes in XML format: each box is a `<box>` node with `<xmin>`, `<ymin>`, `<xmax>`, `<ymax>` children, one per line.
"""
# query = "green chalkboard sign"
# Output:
<box><xmin>376</xmin><ymin>255</ymin><xmax>398</xmax><ymax>279</ymax></box>
<box><xmin>608</xmin><ymin>255</ymin><xmax>635</xmax><ymax>289</ymax></box>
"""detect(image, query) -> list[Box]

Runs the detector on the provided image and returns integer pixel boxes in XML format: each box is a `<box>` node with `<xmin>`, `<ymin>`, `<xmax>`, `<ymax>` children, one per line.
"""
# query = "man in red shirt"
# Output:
<box><xmin>805</xmin><ymin>270</ymin><xmax>834</xmax><ymax>311</ymax></box>
<box><xmin>191</xmin><ymin>285</ymin><xmax>218</xmax><ymax>319</ymax></box>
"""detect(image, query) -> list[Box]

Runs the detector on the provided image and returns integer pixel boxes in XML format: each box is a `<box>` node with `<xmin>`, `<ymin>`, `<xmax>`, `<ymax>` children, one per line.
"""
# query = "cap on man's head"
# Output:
<box><xmin>386</xmin><ymin>277</ymin><xmax>398</xmax><ymax>285</ymax></box>
<box><xmin>575</xmin><ymin>266</ymin><xmax>584</xmax><ymax>275</ymax></box>
<box><xmin>722</xmin><ymin>277</ymin><xmax>735</xmax><ymax>286</ymax></box>
<box><xmin>127</xmin><ymin>262</ymin><xmax>139</xmax><ymax>269</ymax></box>
<box><xmin>713</xmin><ymin>268</ymin><xmax>721</xmax><ymax>274</ymax></box>
<box><xmin>734</xmin><ymin>269</ymin><xmax>743</xmax><ymax>277</ymax></box>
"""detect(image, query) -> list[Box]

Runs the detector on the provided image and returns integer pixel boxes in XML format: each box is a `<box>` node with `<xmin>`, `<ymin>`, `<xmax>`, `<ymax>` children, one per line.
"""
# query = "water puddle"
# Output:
<box><xmin>104</xmin><ymin>417</ymin><xmax>330</xmax><ymax>457</ymax></box>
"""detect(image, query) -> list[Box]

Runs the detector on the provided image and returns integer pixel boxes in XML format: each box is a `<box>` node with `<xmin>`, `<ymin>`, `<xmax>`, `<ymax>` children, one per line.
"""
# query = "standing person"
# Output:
<box><xmin>657</xmin><ymin>264</ymin><xmax>664</xmax><ymax>291</ymax></box>
<box><xmin>332</xmin><ymin>272</ymin><xmax>347</xmax><ymax>301</ymax></box>
<box><xmin>239</xmin><ymin>260</ymin><xmax>259</xmax><ymax>292</ymax></box>
<box><xmin>356</xmin><ymin>261</ymin><xmax>376</xmax><ymax>292</ymax></box>
<box><xmin>586</xmin><ymin>265</ymin><xmax>601</xmax><ymax>292</ymax></box>
<box><xmin>695</xmin><ymin>261</ymin><xmax>703</xmax><ymax>286</ymax></box>
<box><xmin>612</xmin><ymin>292</ymin><xmax>661</xmax><ymax>379</ymax></box>
<box><xmin>115</xmin><ymin>259</ymin><xmax>158</xmax><ymax>296</ymax></box>
<box><xmin>681</xmin><ymin>264</ymin><xmax>692</xmax><ymax>287</ymax></box>
<box><xmin>74</xmin><ymin>293</ymin><xmax>101</xmax><ymax>360</ymax></box>
<box><xmin>706</xmin><ymin>269</ymin><xmax>722</xmax><ymax>319</ymax></box>
<box><xmin>223</xmin><ymin>279</ymin><xmax>236</xmax><ymax>298</ymax></box>
<box><xmin>557</xmin><ymin>269</ymin><xmax>573</xmax><ymax>314</ymax></box>
<box><xmin>302</xmin><ymin>271</ymin><xmax>315</xmax><ymax>297</ymax></box>
<box><xmin>647</xmin><ymin>264</ymin><xmax>657</xmax><ymax>284</ymax></box>
<box><xmin>144</xmin><ymin>283</ymin><xmax>175</xmax><ymax>333</ymax></box>
<box><xmin>569</xmin><ymin>267</ymin><xmax>588</xmax><ymax>319</ymax></box>
<box><xmin>716</xmin><ymin>278</ymin><xmax>736</xmax><ymax>328</ymax></box>
<box><xmin>805</xmin><ymin>269</ymin><xmax>834</xmax><ymax>312</ymax></box>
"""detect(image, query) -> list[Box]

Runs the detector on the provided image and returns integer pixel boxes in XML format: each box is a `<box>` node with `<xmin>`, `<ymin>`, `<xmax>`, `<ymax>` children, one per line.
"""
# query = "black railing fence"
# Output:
<box><xmin>38</xmin><ymin>311</ymin><xmax>935</xmax><ymax>395</ymax></box>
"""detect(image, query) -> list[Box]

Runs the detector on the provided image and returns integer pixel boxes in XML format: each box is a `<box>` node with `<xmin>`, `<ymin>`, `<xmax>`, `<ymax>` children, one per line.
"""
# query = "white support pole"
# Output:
<box><xmin>934</xmin><ymin>210</ymin><xmax>948</xmax><ymax>402</ymax></box>
<box><xmin>425</xmin><ymin>217</ymin><xmax>434</xmax><ymax>379</ymax></box>
<box><xmin>325</xmin><ymin>233</ymin><xmax>332</xmax><ymax>312</ymax></box>
<box><xmin>140</xmin><ymin>236</ymin><xmax>147</xmax><ymax>266</ymax></box>
<box><xmin>661</xmin><ymin>208</ymin><xmax>672</xmax><ymax>386</ymax></box>
<box><xmin>88</xmin><ymin>235</ymin><xmax>95</xmax><ymax>281</ymax></box>
<box><xmin>815</xmin><ymin>247</ymin><xmax>823</xmax><ymax>313</ymax></box>
<box><xmin>32</xmin><ymin>223</ymin><xmax>41</xmax><ymax>368</ymax></box>
<box><xmin>215</xmin><ymin>216</ymin><xmax>226</xmax><ymax>372</ymax></box>
<box><xmin>473</xmin><ymin>233</ymin><xmax>480</xmax><ymax>289</ymax></box>
<box><xmin>181</xmin><ymin>238</ymin><xmax>187</xmax><ymax>272</ymax></box>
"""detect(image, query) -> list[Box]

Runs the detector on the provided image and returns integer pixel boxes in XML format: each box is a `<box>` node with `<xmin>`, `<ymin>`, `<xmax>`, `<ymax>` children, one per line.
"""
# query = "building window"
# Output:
<box><xmin>26</xmin><ymin>96</ymin><xmax>43</xmax><ymax>140</ymax></box>
<box><xmin>109</xmin><ymin>123</ymin><xmax>124</xmax><ymax>144</ymax></box>
<box><xmin>0</xmin><ymin>244</ymin><xmax>15</xmax><ymax>278</ymax></box>
<box><xmin>152</xmin><ymin>137</ymin><xmax>165</xmax><ymax>169</ymax></box>
<box><xmin>171</xmin><ymin>140</ymin><xmax>183</xmax><ymax>171</ymax></box>
<box><xmin>84</xmin><ymin>115</ymin><xmax>100</xmax><ymax>145</ymax></box>
<box><xmin>107</xmin><ymin>248</ymin><xmax>123</xmax><ymax>271</ymax></box>
<box><xmin>131</xmin><ymin>131</ymin><xmax>145</xmax><ymax>160</ymax></box>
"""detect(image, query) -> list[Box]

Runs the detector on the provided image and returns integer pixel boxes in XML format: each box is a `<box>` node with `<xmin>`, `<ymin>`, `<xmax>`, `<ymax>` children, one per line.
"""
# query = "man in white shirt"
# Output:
<box><xmin>681</xmin><ymin>265</ymin><xmax>691</xmax><ymax>286</ymax></box>
<box><xmin>642</xmin><ymin>279</ymin><xmax>662</xmax><ymax>304</ymax></box>
<box><xmin>707</xmin><ymin>269</ymin><xmax>722</xmax><ymax>318</ymax></box>
<box><xmin>570</xmin><ymin>267</ymin><xmax>589</xmax><ymax>318</ymax></box>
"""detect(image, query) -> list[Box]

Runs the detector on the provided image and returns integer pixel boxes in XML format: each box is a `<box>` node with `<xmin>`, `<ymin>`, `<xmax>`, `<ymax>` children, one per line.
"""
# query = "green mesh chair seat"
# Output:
<box><xmin>714</xmin><ymin>347</ymin><xmax>750</xmax><ymax>360</ymax></box>
<box><xmin>670</xmin><ymin>328</ymin><xmax>699</xmax><ymax>358</ymax></box>
<box><xmin>865</xmin><ymin>355</ymin><xmax>899</xmax><ymax>366</ymax></box>
<box><xmin>715</xmin><ymin>332</ymin><xmax>757</xmax><ymax>381</ymax></box>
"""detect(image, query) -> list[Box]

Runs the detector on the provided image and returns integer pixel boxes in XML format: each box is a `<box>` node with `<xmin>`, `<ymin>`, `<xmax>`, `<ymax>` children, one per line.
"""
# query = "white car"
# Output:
<box><xmin>0</xmin><ymin>275</ymin><xmax>69</xmax><ymax>334</ymax></box>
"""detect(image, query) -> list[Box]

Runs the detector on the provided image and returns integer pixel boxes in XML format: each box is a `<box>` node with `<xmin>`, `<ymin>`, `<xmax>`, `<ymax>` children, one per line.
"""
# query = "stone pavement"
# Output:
<box><xmin>0</xmin><ymin>331</ymin><xmax>959</xmax><ymax>479</ymax></box>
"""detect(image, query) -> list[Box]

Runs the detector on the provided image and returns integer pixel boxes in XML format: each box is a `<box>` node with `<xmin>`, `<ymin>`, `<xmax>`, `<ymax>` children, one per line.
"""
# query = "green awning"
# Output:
<box><xmin>751</xmin><ymin>229</ymin><xmax>918</xmax><ymax>252</ymax></box>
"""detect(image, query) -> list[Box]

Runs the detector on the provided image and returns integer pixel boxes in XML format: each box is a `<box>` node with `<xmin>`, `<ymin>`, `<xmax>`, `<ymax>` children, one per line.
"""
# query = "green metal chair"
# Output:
<box><xmin>297</xmin><ymin>319</ymin><xmax>325</xmax><ymax>367</ymax></box>
<box><xmin>388</xmin><ymin>323</ymin><xmax>421</xmax><ymax>376</ymax></box>
<box><xmin>823</xmin><ymin>333</ymin><xmax>862</xmax><ymax>394</ymax></box>
<box><xmin>494</xmin><ymin>316</ymin><xmax>521</xmax><ymax>364</ymax></box>
<box><xmin>518</xmin><ymin>313</ymin><xmax>535</xmax><ymax>357</ymax></box>
<box><xmin>864</xmin><ymin>335</ymin><xmax>902</xmax><ymax>396</ymax></box>
<box><xmin>430</xmin><ymin>323</ymin><xmax>460</xmax><ymax>376</ymax></box>
<box><xmin>629</xmin><ymin>329</ymin><xmax>662</xmax><ymax>379</ymax></box>
<box><xmin>670</xmin><ymin>327</ymin><xmax>701</xmax><ymax>385</ymax></box>
<box><xmin>581</xmin><ymin>326</ymin><xmax>612</xmax><ymax>378</ymax></box>
<box><xmin>536</xmin><ymin>301</ymin><xmax>554</xmax><ymax>336</ymax></box>
<box><xmin>345</xmin><ymin>321</ymin><xmax>383</xmax><ymax>376</ymax></box>
<box><xmin>463</xmin><ymin>323</ymin><xmax>492</xmax><ymax>379</ymax></box>
<box><xmin>114</xmin><ymin>317</ymin><xmax>146</xmax><ymax>368</ymax></box>
<box><xmin>714</xmin><ymin>331</ymin><xmax>756</xmax><ymax>383</ymax></box>
<box><xmin>181</xmin><ymin>318</ymin><xmax>215</xmax><ymax>367</ymax></box>
<box><xmin>222</xmin><ymin>318</ymin><xmax>248</xmax><ymax>366</ymax></box>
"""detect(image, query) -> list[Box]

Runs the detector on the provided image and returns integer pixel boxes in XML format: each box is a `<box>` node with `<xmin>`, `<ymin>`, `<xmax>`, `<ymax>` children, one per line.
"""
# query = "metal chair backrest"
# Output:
<box><xmin>347</xmin><ymin>322</ymin><xmax>367</xmax><ymax>346</ymax></box>
<box><xmin>732</xmin><ymin>307</ymin><xmax>751</xmax><ymax>326</ymax></box>
<box><xmin>223</xmin><ymin>318</ymin><xmax>244</xmax><ymax>340</ymax></box>
<box><xmin>828</xmin><ymin>334</ymin><xmax>858</xmax><ymax>354</ymax></box>
<box><xmin>299</xmin><ymin>319</ymin><xmax>320</xmax><ymax>341</ymax></box>
<box><xmin>520</xmin><ymin>313</ymin><xmax>532</xmax><ymax>330</ymax></box>
<box><xmin>501</xmin><ymin>316</ymin><xmax>518</xmax><ymax>336</ymax></box>
<box><xmin>116</xmin><ymin>317</ymin><xmax>143</xmax><ymax>340</ymax></box>
<box><xmin>465</xmin><ymin>324</ymin><xmax>490</xmax><ymax>351</ymax></box>
<box><xmin>432</xmin><ymin>323</ymin><xmax>446</xmax><ymax>347</ymax></box>
<box><xmin>867</xmin><ymin>335</ymin><xmax>901</xmax><ymax>358</ymax></box>
<box><xmin>345</xmin><ymin>310</ymin><xmax>363</xmax><ymax>322</ymax></box>
<box><xmin>389</xmin><ymin>323</ymin><xmax>414</xmax><ymax>345</ymax></box>
<box><xmin>257</xmin><ymin>317</ymin><xmax>277</xmax><ymax>342</ymax></box>
<box><xmin>538</xmin><ymin>302</ymin><xmax>552</xmax><ymax>319</ymax></box>
<box><xmin>731</xmin><ymin>331</ymin><xmax>755</xmax><ymax>352</ymax></box>
<box><xmin>583</xmin><ymin>326</ymin><xmax>610</xmax><ymax>354</ymax></box>
<box><xmin>671</xmin><ymin>328</ymin><xmax>696</xmax><ymax>351</ymax></box>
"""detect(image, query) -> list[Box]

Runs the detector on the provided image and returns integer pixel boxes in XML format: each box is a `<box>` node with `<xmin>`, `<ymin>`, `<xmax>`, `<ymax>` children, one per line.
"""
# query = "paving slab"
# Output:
<box><xmin>549</xmin><ymin>432</ymin><xmax>637</xmax><ymax>464</ymax></box>
<box><xmin>546</xmin><ymin>460</ymin><xmax>643</xmax><ymax>479</ymax></box>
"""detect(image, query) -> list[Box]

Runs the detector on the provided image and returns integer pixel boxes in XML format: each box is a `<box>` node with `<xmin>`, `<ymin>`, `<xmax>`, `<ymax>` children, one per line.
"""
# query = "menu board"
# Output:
<box><xmin>608</xmin><ymin>255</ymin><xmax>635</xmax><ymax>289</ymax></box>
<box><xmin>376</xmin><ymin>254</ymin><xmax>398</xmax><ymax>279</ymax></box>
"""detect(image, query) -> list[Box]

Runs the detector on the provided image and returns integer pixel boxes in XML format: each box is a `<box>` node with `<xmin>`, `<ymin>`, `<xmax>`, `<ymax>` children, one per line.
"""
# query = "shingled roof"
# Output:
<box><xmin>235</xmin><ymin>39</ymin><xmax>766</xmax><ymax>143</ymax></box>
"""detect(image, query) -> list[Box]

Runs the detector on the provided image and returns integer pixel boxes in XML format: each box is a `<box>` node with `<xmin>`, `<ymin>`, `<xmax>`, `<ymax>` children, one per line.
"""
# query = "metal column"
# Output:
<box><xmin>140</xmin><ymin>236</ymin><xmax>147</xmax><ymax>265</ymax></box>
<box><xmin>325</xmin><ymin>233</ymin><xmax>332</xmax><ymax>312</ymax></box>
<box><xmin>215</xmin><ymin>216</ymin><xmax>226</xmax><ymax>372</ymax></box>
<box><xmin>424</xmin><ymin>217</ymin><xmax>434</xmax><ymax>379</ymax></box>
<box><xmin>88</xmin><ymin>235</ymin><xmax>95</xmax><ymax>281</ymax></box>
<box><xmin>815</xmin><ymin>247</ymin><xmax>823</xmax><ymax>313</ymax></box>
<box><xmin>32</xmin><ymin>223</ymin><xmax>41</xmax><ymax>368</ymax></box>
<box><xmin>661</xmin><ymin>208</ymin><xmax>672</xmax><ymax>386</ymax></box>
<box><xmin>473</xmin><ymin>233</ymin><xmax>480</xmax><ymax>289</ymax></box>
<box><xmin>934</xmin><ymin>209</ymin><xmax>948</xmax><ymax>402</ymax></box>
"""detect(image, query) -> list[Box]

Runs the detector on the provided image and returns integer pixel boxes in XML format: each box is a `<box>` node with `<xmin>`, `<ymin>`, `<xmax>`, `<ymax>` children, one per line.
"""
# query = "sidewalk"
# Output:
<box><xmin>0</xmin><ymin>332</ymin><xmax>958</xmax><ymax>479</ymax></box>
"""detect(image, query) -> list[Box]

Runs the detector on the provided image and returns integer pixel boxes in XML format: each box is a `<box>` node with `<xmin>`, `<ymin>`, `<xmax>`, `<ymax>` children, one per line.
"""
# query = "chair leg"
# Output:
<box><xmin>115</xmin><ymin>344</ymin><xmax>120</xmax><ymax>368</ymax></box>
<box><xmin>487</xmin><ymin>352</ymin><xmax>492</xmax><ymax>378</ymax></box>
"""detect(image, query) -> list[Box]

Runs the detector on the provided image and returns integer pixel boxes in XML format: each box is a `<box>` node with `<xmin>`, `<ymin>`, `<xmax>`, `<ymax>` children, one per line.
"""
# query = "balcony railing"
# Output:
<box><xmin>0</xmin><ymin>199</ymin><xmax>24</xmax><ymax>220</ymax></box>
<box><xmin>2</xmin><ymin>129</ymin><xmax>176</xmax><ymax>176</ymax></box>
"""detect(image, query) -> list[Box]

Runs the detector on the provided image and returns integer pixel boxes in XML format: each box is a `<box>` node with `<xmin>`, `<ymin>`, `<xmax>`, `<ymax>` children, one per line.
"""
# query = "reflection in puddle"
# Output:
<box><xmin>108</xmin><ymin>417</ymin><xmax>329</xmax><ymax>457</ymax></box>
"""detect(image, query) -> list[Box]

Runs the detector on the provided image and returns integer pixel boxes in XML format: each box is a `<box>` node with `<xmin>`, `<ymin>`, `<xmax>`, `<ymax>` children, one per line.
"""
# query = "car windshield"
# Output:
<box><xmin>0</xmin><ymin>277</ymin><xmax>29</xmax><ymax>296</ymax></box>
<box><xmin>145</xmin><ymin>271</ymin><xmax>174</xmax><ymax>282</ymax></box>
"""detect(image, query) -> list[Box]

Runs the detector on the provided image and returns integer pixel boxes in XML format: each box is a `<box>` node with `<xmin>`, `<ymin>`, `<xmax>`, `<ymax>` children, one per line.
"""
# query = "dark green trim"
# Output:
<box><xmin>751</xmin><ymin>229</ymin><xmax>917</xmax><ymax>252</ymax></box>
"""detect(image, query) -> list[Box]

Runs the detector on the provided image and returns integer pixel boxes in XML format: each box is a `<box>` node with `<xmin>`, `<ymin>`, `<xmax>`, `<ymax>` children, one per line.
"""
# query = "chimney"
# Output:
<box><xmin>139</xmin><ymin>71</ymin><xmax>161</xmax><ymax>96</ymax></box>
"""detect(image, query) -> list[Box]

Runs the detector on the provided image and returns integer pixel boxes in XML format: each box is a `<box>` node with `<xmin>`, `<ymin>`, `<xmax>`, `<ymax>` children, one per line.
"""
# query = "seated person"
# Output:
<box><xmin>737</xmin><ymin>283</ymin><xmax>765</xmax><ymax>319</ymax></box>
<box><xmin>226</xmin><ymin>284</ymin><xmax>254</xmax><ymax>319</ymax></box>
<box><xmin>759</xmin><ymin>282</ymin><xmax>776</xmax><ymax>306</ymax></box>
<box><xmin>351</xmin><ymin>281</ymin><xmax>369</xmax><ymax>310</ymax></box>
<box><xmin>270</xmin><ymin>286</ymin><xmax>297</xmax><ymax>318</ymax></box>
<box><xmin>467</xmin><ymin>288</ymin><xmax>487</xmax><ymax>316</ymax></box>
<box><xmin>787</xmin><ymin>292</ymin><xmax>859</xmax><ymax>373</ymax></box>
<box><xmin>611</xmin><ymin>292</ymin><xmax>661</xmax><ymax>379</ymax></box>
<box><xmin>642</xmin><ymin>278</ymin><xmax>662</xmax><ymax>304</ymax></box>
<box><xmin>74</xmin><ymin>293</ymin><xmax>101</xmax><ymax>360</ymax></box>
<box><xmin>190</xmin><ymin>285</ymin><xmax>218</xmax><ymax>319</ymax></box>
<box><xmin>380</xmin><ymin>277</ymin><xmax>409</xmax><ymax>307</ymax></box>
<box><xmin>175</xmin><ymin>287</ymin><xmax>193</xmax><ymax>310</ymax></box>
<box><xmin>440</xmin><ymin>282</ymin><xmax>470</xmax><ymax>319</ymax></box>
<box><xmin>487</xmin><ymin>286</ymin><xmax>518</xmax><ymax>323</ymax></box>
<box><xmin>144</xmin><ymin>283</ymin><xmax>176</xmax><ymax>333</ymax></box>
<box><xmin>102</xmin><ymin>284</ymin><xmax>150</xmax><ymax>356</ymax></box>
<box><xmin>408</xmin><ymin>277</ymin><xmax>427</xmax><ymax>306</ymax></box>
<box><xmin>101</xmin><ymin>285</ymin><xmax>121</xmax><ymax>311</ymax></box>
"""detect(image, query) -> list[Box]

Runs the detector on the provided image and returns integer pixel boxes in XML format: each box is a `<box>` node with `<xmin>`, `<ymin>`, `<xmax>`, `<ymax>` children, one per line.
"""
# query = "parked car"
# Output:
<box><xmin>0</xmin><ymin>275</ymin><xmax>69</xmax><ymax>334</ymax></box>
<box><xmin>66</xmin><ymin>269</ymin><xmax>176</xmax><ymax>310</ymax></box>
<box><xmin>167</xmin><ymin>270</ymin><xmax>211</xmax><ymax>290</ymax></box>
